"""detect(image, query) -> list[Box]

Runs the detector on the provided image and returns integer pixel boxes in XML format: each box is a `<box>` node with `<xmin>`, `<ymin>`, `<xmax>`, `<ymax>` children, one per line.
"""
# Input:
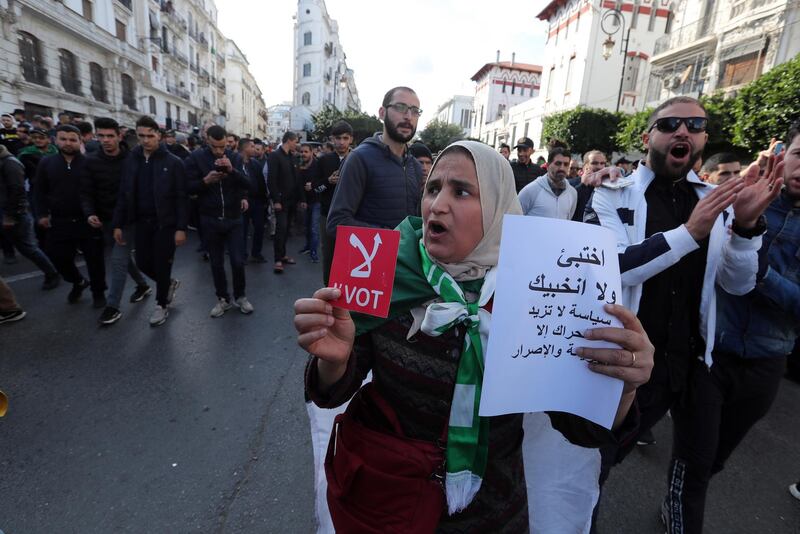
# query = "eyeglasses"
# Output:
<box><xmin>387</xmin><ymin>103</ymin><xmax>423</xmax><ymax>117</ymax></box>
<box><xmin>648</xmin><ymin>117</ymin><xmax>708</xmax><ymax>134</ymax></box>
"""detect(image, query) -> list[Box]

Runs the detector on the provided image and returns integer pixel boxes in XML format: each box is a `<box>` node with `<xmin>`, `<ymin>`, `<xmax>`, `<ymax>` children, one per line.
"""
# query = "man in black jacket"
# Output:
<box><xmin>81</xmin><ymin>117</ymin><xmax>150</xmax><ymax>325</ymax></box>
<box><xmin>35</xmin><ymin>125</ymin><xmax>105</xmax><ymax>306</ymax></box>
<box><xmin>313</xmin><ymin>120</ymin><xmax>352</xmax><ymax>285</ymax></box>
<box><xmin>0</xmin><ymin>143</ymin><xmax>60</xmax><ymax>288</ymax></box>
<box><xmin>186</xmin><ymin>125</ymin><xmax>253</xmax><ymax>317</ymax></box>
<box><xmin>242</xmin><ymin>138</ymin><xmax>269</xmax><ymax>263</ymax></box>
<box><xmin>112</xmin><ymin>116</ymin><xmax>187</xmax><ymax>327</ymax></box>
<box><xmin>510</xmin><ymin>137</ymin><xmax>546</xmax><ymax>193</ymax></box>
<box><xmin>267</xmin><ymin>131</ymin><xmax>304</xmax><ymax>273</ymax></box>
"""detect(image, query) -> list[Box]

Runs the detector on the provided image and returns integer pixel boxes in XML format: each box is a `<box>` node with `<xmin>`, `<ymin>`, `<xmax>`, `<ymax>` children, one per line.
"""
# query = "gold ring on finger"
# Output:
<box><xmin>629</xmin><ymin>351</ymin><xmax>636</xmax><ymax>367</ymax></box>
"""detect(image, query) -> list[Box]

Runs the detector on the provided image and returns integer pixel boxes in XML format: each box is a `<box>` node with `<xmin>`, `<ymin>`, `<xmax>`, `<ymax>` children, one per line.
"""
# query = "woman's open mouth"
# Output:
<box><xmin>427</xmin><ymin>221</ymin><xmax>448</xmax><ymax>237</ymax></box>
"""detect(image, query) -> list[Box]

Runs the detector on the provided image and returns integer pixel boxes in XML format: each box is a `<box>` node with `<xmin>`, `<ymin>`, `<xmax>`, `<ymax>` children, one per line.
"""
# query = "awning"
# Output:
<box><xmin>720</xmin><ymin>37</ymin><xmax>766</xmax><ymax>62</ymax></box>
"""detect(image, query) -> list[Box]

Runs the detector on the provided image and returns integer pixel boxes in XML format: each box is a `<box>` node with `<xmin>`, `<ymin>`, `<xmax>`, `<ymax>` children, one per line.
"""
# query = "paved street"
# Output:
<box><xmin>1</xmin><ymin>232</ymin><xmax>799</xmax><ymax>533</ymax></box>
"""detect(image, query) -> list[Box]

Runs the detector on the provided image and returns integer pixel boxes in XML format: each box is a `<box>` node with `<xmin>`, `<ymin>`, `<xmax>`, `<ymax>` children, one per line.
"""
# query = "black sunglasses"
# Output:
<box><xmin>648</xmin><ymin>116</ymin><xmax>708</xmax><ymax>134</ymax></box>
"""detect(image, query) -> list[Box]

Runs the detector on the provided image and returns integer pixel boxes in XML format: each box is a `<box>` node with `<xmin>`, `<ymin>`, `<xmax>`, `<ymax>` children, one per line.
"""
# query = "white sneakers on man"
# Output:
<box><xmin>150</xmin><ymin>305</ymin><xmax>169</xmax><ymax>326</ymax></box>
<box><xmin>234</xmin><ymin>296</ymin><xmax>254</xmax><ymax>314</ymax></box>
<box><xmin>210</xmin><ymin>297</ymin><xmax>233</xmax><ymax>318</ymax></box>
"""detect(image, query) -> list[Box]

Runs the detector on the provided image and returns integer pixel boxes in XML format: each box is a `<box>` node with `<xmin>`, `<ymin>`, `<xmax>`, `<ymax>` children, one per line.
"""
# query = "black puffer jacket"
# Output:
<box><xmin>0</xmin><ymin>145</ymin><xmax>27</xmax><ymax>220</ymax></box>
<box><xmin>81</xmin><ymin>147</ymin><xmax>128</xmax><ymax>222</ymax></box>
<box><xmin>35</xmin><ymin>152</ymin><xmax>87</xmax><ymax>220</ymax></box>
<box><xmin>185</xmin><ymin>147</ymin><xmax>250</xmax><ymax>219</ymax></box>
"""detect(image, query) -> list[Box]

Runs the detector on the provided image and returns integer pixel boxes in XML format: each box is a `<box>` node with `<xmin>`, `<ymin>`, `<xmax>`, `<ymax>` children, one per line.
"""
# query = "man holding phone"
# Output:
<box><xmin>186</xmin><ymin>125</ymin><xmax>253</xmax><ymax>317</ymax></box>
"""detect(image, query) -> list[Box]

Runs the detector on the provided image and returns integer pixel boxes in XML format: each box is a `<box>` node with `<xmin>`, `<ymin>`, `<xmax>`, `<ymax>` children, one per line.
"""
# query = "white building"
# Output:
<box><xmin>292</xmin><ymin>0</ymin><xmax>361</xmax><ymax>133</ymax></box>
<box><xmin>434</xmin><ymin>95</ymin><xmax>474</xmax><ymax>137</ymax></box>
<box><xmin>266</xmin><ymin>102</ymin><xmax>292</xmax><ymax>144</ymax></box>
<box><xmin>1</xmin><ymin>0</ymin><xmax>261</xmax><ymax>134</ymax></box>
<box><xmin>645</xmin><ymin>0</ymin><xmax>800</xmax><ymax>105</ymax></box>
<box><xmin>224</xmin><ymin>39</ymin><xmax>266</xmax><ymax>138</ymax></box>
<box><xmin>536</xmin><ymin>0</ymin><xmax>673</xmax><ymax>115</ymax></box>
<box><xmin>469</xmin><ymin>55</ymin><xmax>542</xmax><ymax>143</ymax></box>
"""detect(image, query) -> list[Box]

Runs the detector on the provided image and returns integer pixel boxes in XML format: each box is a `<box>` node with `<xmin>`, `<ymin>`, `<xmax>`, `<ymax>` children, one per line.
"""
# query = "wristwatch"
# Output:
<box><xmin>731</xmin><ymin>216</ymin><xmax>767</xmax><ymax>238</ymax></box>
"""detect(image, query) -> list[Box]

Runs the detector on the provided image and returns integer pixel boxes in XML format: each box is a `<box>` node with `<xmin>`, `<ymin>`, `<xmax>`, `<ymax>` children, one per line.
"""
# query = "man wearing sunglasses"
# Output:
<box><xmin>326</xmin><ymin>86</ymin><xmax>424</xmax><ymax>234</ymax></box>
<box><xmin>586</xmin><ymin>96</ymin><xmax>782</xmax><ymax>532</ymax></box>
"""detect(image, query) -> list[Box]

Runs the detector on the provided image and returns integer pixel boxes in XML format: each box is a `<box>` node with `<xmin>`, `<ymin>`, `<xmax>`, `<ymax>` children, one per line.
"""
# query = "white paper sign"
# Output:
<box><xmin>479</xmin><ymin>215</ymin><xmax>624</xmax><ymax>429</ymax></box>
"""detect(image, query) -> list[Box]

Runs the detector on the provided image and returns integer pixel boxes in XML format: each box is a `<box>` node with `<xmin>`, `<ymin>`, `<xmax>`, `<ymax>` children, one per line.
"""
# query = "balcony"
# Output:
<box><xmin>200</xmin><ymin>67</ymin><xmax>210</xmax><ymax>84</ymax></box>
<box><xmin>21</xmin><ymin>62</ymin><xmax>50</xmax><ymax>87</ymax></box>
<box><xmin>198</xmin><ymin>33</ymin><xmax>209</xmax><ymax>50</ymax></box>
<box><xmin>216</xmin><ymin>52</ymin><xmax>226</xmax><ymax>66</ymax></box>
<box><xmin>216</xmin><ymin>78</ymin><xmax>226</xmax><ymax>91</ymax></box>
<box><xmin>653</xmin><ymin>18</ymin><xmax>716</xmax><ymax>58</ymax></box>
<box><xmin>116</xmin><ymin>0</ymin><xmax>132</xmax><ymax>10</ymax></box>
<box><xmin>202</xmin><ymin>98</ymin><xmax>210</xmax><ymax>110</ymax></box>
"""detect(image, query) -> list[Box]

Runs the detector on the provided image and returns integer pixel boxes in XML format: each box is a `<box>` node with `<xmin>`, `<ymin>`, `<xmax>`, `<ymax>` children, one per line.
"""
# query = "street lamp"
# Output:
<box><xmin>600</xmin><ymin>8</ymin><xmax>631</xmax><ymax>112</ymax></box>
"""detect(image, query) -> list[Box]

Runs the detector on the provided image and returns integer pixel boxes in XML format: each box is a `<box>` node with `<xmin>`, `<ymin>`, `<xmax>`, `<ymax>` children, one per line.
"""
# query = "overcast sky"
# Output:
<box><xmin>218</xmin><ymin>0</ymin><xmax>550</xmax><ymax>127</ymax></box>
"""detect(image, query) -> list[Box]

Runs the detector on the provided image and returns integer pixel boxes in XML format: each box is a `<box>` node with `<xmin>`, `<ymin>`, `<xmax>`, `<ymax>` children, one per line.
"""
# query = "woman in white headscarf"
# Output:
<box><xmin>295</xmin><ymin>141</ymin><xmax>654</xmax><ymax>532</ymax></box>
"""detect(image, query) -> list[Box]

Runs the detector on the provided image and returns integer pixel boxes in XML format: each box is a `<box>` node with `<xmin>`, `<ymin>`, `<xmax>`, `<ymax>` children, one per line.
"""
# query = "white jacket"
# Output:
<box><xmin>585</xmin><ymin>163</ymin><xmax>762</xmax><ymax>368</ymax></box>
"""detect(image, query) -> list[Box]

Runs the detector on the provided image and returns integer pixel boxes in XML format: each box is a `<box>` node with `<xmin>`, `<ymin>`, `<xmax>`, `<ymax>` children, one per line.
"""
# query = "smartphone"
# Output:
<box><xmin>214</xmin><ymin>164</ymin><xmax>227</xmax><ymax>173</ymax></box>
<box><xmin>774</xmin><ymin>142</ymin><xmax>784</xmax><ymax>155</ymax></box>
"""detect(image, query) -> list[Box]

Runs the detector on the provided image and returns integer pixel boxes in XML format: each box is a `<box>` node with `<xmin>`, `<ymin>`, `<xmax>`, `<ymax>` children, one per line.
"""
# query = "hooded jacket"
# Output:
<box><xmin>326</xmin><ymin>133</ymin><xmax>423</xmax><ymax>234</ymax></box>
<box><xmin>81</xmin><ymin>146</ymin><xmax>128</xmax><ymax>222</ymax></box>
<box><xmin>185</xmin><ymin>147</ymin><xmax>250</xmax><ymax>219</ymax></box>
<box><xmin>0</xmin><ymin>144</ymin><xmax>27</xmax><ymax>220</ymax></box>
<box><xmin>112</xmin><ymin>144</ymin><xmax>188</xmax><ymax>230</ymax></box>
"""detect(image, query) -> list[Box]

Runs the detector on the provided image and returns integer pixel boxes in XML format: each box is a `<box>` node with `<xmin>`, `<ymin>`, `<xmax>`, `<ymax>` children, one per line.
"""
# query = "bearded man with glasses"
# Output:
<box><xmin>585</xmin><ymin>96</ymin><xmax>782</xmax><ymax>532</ymax></box>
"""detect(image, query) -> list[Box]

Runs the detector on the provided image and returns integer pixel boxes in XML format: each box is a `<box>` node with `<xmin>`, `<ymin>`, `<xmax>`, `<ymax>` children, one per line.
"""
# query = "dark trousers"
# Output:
<box><xmin>190</xmin><ymin>197</ymin><xmax>207</xmax><ymax>252</ymax></box>
<box><xmin>242</xmin><ymin>198</ymin><xmax>266</xmax><ymax>258</ymax></box>
<box><xmin>134</xmin><ymin>220</ymin><xmax>176</xmax><ymax>306</ymax></box>
<box><xmin>46</xmin><ymin>219</ymin><xmax>105</xmax><ymax>294</ymax></box>
<box><xmin>202</xmin><ymin>215</ymin><xmax>246</xmax><ymax>300</ymax></box>
<box><xmin>0</xmin><ymin>228</ymin><xmax>14</xmax><ymax>257</ymax></box>
<box><xmin>273</xmin><ymin>205</ymin><xmax>295</xmax><ymax>262</ymax></box>
<box><xmin>320</xmin><ymin>213</ymin><xmax>336</xmax><ymax>286</ymax></box>
<box><xmin>2</xmin><ymin>213</ymin><xmax>57</xmax><ymax>276</ymax></box>
<box><xmin>664</xmin><ymin>353</ymin><xmax>786</xmax><ymax>533</ymax></box>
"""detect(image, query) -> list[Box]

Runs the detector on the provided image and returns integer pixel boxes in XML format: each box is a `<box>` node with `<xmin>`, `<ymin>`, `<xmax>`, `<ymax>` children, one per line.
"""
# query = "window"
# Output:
<box><xmin>121</xmin><ymin>73</ymin><xmax>136</xmax><ymax>109</ymax></box>
<box><xmin>82</xmin><ymin>0</ymin><xmax>93</xmax><ymax>21</ymax></box>
<box><xmin>730</xmin><ymin>0</ymin><xmax>746</xmax><ymax>18</ymax></box>
<box><xmin>460</xmin><ymin>109</ymin><xmax>471</xmax><ymax>129</ymax></box>
<box><xmin>166</xmin><ymin>102</ymin><xmax>171</xmax><ymax>118</ymax></box>
<box><xmin>502</xmin><ymin>79</ymin><xmax>506</xmax><ymax>93</ymax></box>
<box><xmin>59</xmin><ymin>49</ymin><xmax>81</xmax><ymax>95</ymax></box>
<box><xmin>546</xmin><ymin>66</ymin><xmax>555</xmax><ymax>100</ymax></box>
<box><xmin>303</xmin><ymin>63</ymin><xmax>311</xmax><ymax>77</ymax></box>
<box><xmin>304</xmin><ymin>31</ymin><xmax>312</xmax><ymax>46</ymax></box>
<box><xmin>622</xmin><ymin>56</ymin><xmax>642</xmax><ymax>92</ymax></box>
<box><xmin>647</xmin><ymin>8</ymin><xmax>657</xmax><ymax>31</ymax></box>
<box><xmin>89</xmin><ymin>62</ymin><xmax>107</xmax><ymax>102</ymax></box>
<box><xmin>19</xmin><ymin>32</ymin><xmax>48</xmax><ymax>86</ymax></box>
<box><xmin>631</xmin><ymin>0</ymin><xmax>639</xmax><ymax>29</ymax></box>
<box><xmin>720</xmin><ymin>52</ymin><xmax>763</xmax><ymax>88</ymax></box>
<box><xmin>511</xmin><ymin>80</ymin><xmax>516</xmax><ymax>95</ymax></box>
<box><xmin>149</xmin><ymin>96</ymin><xmax>157</xmax><ymax>115</ymax></box>
<box><xmin>161</xmin><ymin>26</ymin><xmax>169</xmax><ymax>53</ymax></box>
<box><xmin>565</xmin><ymin>56</ymin><xmax>575</xmax><ymax>93</ymax></box>
<box><xmin>665</xmin><ymin>10</ymin><xmax>674</xmax><ymax>34</ymax></box>
<box><xmin>302</xmin><ymin>92</ymin><xmax>310</xmax><ymax>105</ymax></box>
<box><xmin>151</xmin><ymin>55</ymin><xmax>159</xmax><ymax>72</ymax></box>
<box><xmin>116</xmin><ymin>19</ymin><xmax>126</xmax><ymax>41</ymax></box>
<box><xmin>524</xmin><ymin>122</ymin><xmax>530</xmax><ymax>138</ymax></box>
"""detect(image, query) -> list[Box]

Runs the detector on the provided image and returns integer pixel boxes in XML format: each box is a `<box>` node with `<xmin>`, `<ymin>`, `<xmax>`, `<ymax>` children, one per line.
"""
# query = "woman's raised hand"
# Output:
<box><xmin>294</xmin><ymin>287</ymin><xmax>356</xmax><ymax>366</ymax></box>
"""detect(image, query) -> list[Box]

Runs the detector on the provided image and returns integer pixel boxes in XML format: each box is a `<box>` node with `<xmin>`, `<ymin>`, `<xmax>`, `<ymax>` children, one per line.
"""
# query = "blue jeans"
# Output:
<box><xmin>4</xmin><ymin>213</ymin><xmax>57</xmax><ymax>276</ymax></box>
<box><xmin>103</xmin><ymin>225</ymin><xmax>147</xmax><ymax>309</ymax></box>
<box><xmin>242</xmin><ymin>198</ymin><xmax>266</xmax><ymax>258</ymax></box>
<box><xmin>304</xmin><ymin>202</ymin><xmax>321</xmax><ymax>259</ymax></box>
<box><xmin>202</xmin><ymin>216</ymin><xmax>246</xmax><ymax>300</ymax></box>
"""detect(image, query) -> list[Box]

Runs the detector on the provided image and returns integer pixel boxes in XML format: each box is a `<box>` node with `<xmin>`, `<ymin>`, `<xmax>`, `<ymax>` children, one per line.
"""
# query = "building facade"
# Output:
<box><xmin>224</xmin><ymin>38</ymin><xmax>266</xmax><ymax>138</ymax></box>
<box><xmin>645</xmin><ymin>0</ymin><xmax>800</xmax><ymax>105</ymax></box>
<box><xmin>292</xmin><ymin>0</ymin><xmax>360</xmax><ymax>133</ymax></box>
<box><xmin>469</xmin><ymin>55</ymin><xmax>542</xmax><ymax>142</ymax></box>
<box><xmin>1</xmin><ymin>0</ymin><xmax>263</xmax><ymax>134</ymax></box>
<box><xmin>266</xmin><ymin>102</ymin><xmax>292</xmax><ymax>144</ymax></box>
<box><xmin>434</xmin><ymin>95</ymin><xmax>474</xmax><ymax>137</ymax></box>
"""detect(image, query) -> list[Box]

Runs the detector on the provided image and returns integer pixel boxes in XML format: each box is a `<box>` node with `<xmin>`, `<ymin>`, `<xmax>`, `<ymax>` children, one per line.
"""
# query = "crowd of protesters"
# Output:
<box><xmin>2</xmin><ymin>91</ymin><xmax>799</xmax><ymax>533</ymax></box>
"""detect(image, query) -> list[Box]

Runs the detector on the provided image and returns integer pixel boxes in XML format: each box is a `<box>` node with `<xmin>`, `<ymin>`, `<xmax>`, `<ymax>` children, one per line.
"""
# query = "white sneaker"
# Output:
<box><xmin>234</xmin><ymin>296</ymin><xmax>254</xmax><ymax>314</ymax></box>
<box><xmin>210</xmin><ymin>297</ymin><xmax>232</xmax><ymax>318</ymax></box>
<box><xmin>790</xmin><ymin>482</ymin><xmax>800</xmax><ymax>501</ymax></box>
<box><xmin>150</xmin><ymin>305</ymin><xmax>168</xmax><ymax>326</ymax></box>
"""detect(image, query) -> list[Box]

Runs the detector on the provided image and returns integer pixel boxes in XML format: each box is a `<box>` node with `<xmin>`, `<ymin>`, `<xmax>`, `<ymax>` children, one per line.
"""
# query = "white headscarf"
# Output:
<box><xmin>423</xmin><ymin>140</ymin><xmax>522</xmax><ymax>282</ymax></box>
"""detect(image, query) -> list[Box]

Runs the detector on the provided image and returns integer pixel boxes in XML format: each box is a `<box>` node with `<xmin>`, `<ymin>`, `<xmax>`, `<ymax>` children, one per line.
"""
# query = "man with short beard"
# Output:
<box><xmin>510</xmin><ymin>136</ymin><xmax>545</xmax><ymax>193</ymax></box>
<box><xmin>518</xmin><ymin>140</ymin><xmax>577</xmax><ymax>219</ymax></box>
<box><xmin>35</xmin><ymin>125</ymin><xmax>106</xmax><ymax>305</ymax></box>
<box><xmin>586</xmin><ymin>96</ymin><xmax>781</xmax><ymax>530</ymax></box>
<box><xmin>327</xmin><ymin>86</ymin><xmax>424</xmax><ymax>233</ymax></box>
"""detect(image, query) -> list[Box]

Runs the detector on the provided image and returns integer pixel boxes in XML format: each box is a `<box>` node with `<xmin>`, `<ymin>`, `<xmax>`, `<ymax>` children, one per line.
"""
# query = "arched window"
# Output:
<box><xmin>302</xmin><ymin>92</ymin><xmax>311</xmax><ymax>106</ymax></box>
<box><xmin>19</xmin><ymin>32</ymin><xmax>48</xmax><ymax>86</ymax></box>
<box><xmin>89</xmin><ymin>62</ymin><xmax>107</xmax><ymax>102</ymax></box>
<box><xmin>149</xmin><ymin>96</ymin><xmax>157</xmax><ymax>115</ymax></box>
<box><xmin>59</xmin><ymin>49</ymin><xmax>81</xmax><ymax>95</ymax></box>
<box><xmin>121</xmin><ymin>73</ymin><xmax>137</xmax><ymax>110</ymax></box>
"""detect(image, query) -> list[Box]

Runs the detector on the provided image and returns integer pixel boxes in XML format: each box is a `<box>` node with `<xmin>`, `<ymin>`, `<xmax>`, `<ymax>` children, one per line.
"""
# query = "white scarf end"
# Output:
<box><xmin>445</xmin><ymin>472</ymin><xmax>483</xmax><ymax>515</ymax></box>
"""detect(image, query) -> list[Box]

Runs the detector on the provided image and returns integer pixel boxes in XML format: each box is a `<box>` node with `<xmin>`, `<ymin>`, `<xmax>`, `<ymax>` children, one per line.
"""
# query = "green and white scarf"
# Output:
<box><xmin>419</xmin><ymin>241</ymin><xmax>495</xmax><ymax>514</ymax></box>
